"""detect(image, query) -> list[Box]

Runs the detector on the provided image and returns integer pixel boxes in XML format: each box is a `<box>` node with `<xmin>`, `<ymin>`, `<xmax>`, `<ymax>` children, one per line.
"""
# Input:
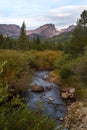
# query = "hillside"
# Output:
<box><xmin>50</xmin><ymin>31</ymin><xmax>73</xmax><ymax>44</ymax></box>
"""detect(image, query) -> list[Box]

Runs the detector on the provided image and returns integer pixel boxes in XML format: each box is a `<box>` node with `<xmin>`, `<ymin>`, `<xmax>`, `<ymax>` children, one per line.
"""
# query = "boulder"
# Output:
<box><xmin>61</xmin><ymin>88</ymin><xmax>75</xmax><ymax>100</ymax></box>
<box><xmin>31</xmin><ymin>85</ymin><xmax>44</xmax><ymax>92</ymax></box>
<box><xmin>68</xmin><ymin>88</ymin><xmax>75</xmax><ymax>94</ymax></box>
<box><xmin>61</xmin><ymin>92</ymin><xmax>69</xmax><ymax>99</ymax></box>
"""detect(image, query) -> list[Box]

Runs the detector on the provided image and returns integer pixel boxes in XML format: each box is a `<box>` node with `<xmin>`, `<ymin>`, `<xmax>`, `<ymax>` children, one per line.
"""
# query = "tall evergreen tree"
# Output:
<box><xmin>69</xmin><ymin>10</ymin><xmax>87</xmax><ymax>56</ymax></box>
<box><xmin>35</xmin><ymin>35</ymin><xmax>41</xmax><ymax>45</ymax></box>
<box><xmin>17</xmin><ymin>22</ymin><xmax>29</xmax><ymax>50</ymax></box>
<box><xmin>0</xmin><ymin>34</ymin><xmax>3</xmax><ymax>48</ymax></box>
<box><xmin>79</xmin><ymin>10</ymin><xmax>87</xmax><ymax>27</ymax></box>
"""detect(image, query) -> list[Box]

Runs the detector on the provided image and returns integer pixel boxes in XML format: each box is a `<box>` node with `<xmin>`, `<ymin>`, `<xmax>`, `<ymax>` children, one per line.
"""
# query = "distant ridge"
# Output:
<box><xmin>26</xmin><ymin>24</ymin><xmax>75</xmax><ymax>39</ymax></box>
<box><xmin>61</xmin><ymin>25</ymin><xmax>75</xmax><ymax>33</ymax></box>
<box><xmin>0</xmin><ymin>24</ymin><xmax>20</xmax><ymax>38</ymax></box>
<box><xmin>26</xmin><ymin>24</ymin><xmax>60</xmax><ymax>39</ymax></box>
<box><xmin>0</xmin><ymin>23</ymin><xmax>75</xmax><ymax>39</ymax></box>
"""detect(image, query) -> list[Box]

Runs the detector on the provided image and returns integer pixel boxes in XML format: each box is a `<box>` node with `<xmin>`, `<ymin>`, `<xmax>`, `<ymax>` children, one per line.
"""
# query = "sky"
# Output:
<box><xmin>0</xmin><ymin>0</ymin><xmax>87</xmax><ymax>29</ymax></box>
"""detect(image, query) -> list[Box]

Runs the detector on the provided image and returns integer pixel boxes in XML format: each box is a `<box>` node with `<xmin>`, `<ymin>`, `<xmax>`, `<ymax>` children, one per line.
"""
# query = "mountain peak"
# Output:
<box><xmin>27</xmin><ymin>23</ymin><xmax>60</xmax><ymax>38</ymax></box>
<box><xmin>0</xmin><ymin>24</ymin><xmax>20</xmax><ymax>38</ymax></box>
<box><xmin>27</xmin><ymin>24</ymin><xmax>75</xmax><ymax>39</ymax></box>
<box><xmin>37</xmin><ymin>23</ymin><xmax>55</xmax><ymax>29</ymax></box>
<box><xmin>61</xmin><ymin>25</ymin><xmax>75</xmax><ymax>33</ymax></box>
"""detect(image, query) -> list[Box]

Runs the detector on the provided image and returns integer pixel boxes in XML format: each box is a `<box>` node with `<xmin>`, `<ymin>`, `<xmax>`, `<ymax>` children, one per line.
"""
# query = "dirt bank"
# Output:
<box><xmin>64</xmin><ymin>101</ymin><xmax>87</xmax><ymax>130</ymax></box>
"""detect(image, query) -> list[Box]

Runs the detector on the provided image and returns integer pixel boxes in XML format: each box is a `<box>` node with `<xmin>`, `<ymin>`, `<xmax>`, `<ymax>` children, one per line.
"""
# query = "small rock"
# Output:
<box><xmin>31</xmin><ymin>85</ymin><xmax>44</xmax><ymax>92</ymax></box>
<box><xmin>59</xmin><ymin>117</ymin><xmax>64</xmax><ymax>121</ymax></box>
<box><xmin>61</xmin><ymin>92</ymin><xmax>69</xmax><ymax>99</ymax></box>
<box><xmin>49</xmin><ymin>97</ymin><xmax>53</xmax><ymax>101</ymax></box>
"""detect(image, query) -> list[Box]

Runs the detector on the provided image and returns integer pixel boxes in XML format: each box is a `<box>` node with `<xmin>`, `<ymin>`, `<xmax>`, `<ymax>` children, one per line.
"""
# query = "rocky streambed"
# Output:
<box><xmin>26</xmin><ymin>71</ymin><xmax>67</xmax><ymax>120</ymax></box>
<box><xmin>25</xmin><ymin>71</ymin><xmax>86</xmax><ymax>130</ymax></box>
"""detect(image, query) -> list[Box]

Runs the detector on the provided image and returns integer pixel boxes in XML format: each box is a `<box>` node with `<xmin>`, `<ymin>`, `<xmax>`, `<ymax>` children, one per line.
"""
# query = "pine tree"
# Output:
<box><xmin>69</xmin><ymin>10</ymin><xmax>87</xmax><ymax>56</ymax></box>
<box><xmin>17</xmin><ymin>22</ymin><xmax>29</xmax><ymax>50</ymax></box>
<box><xmin>35</xmin><ymin>35</ymin><xmax>41</xmax><ymax>45</ymax></box>
<box><xmin>0</xmin><ymin>34</ymin><xmax>3</xmax><ymax>48</ymax></box>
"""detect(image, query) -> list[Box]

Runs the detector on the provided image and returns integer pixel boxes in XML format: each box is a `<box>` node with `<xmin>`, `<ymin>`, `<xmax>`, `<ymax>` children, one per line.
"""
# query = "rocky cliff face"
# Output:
<box><xmin>0</xmin><ymin>24</ymin><xmax>20</xmax><ymax>38</ymax></box>
<box><xmin>27</xmin><ymin>24</ymin><xmax>75</xmax><ymax>39</ymax></box>
<box><xmin>27</xmin><ymin>24</ymin><xmax>61</xmax><ymax>39</ymax></box>
<box><xmin>61</xmin><ymin>25</ymin><xmax>75</xmax><ymax>33</ymax></box>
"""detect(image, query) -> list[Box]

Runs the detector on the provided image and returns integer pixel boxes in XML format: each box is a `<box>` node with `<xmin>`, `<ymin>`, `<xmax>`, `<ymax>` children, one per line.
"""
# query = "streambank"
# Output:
<box><xmin>39</xmin><ymin>71</ymin><xmax>87</xmax><ymax>130</ymax></box>
<box><xmin>64</xmin><ymin>101</ymin><xmax>87</xmax><ymax>130</ymax></box>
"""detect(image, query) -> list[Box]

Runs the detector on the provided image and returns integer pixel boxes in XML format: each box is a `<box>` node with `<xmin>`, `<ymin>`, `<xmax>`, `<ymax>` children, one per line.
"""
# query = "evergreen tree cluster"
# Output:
<box><xmin>68</xmin><ymin>10</ymin><xmax>87</xmax><ymax>56</ymax></box>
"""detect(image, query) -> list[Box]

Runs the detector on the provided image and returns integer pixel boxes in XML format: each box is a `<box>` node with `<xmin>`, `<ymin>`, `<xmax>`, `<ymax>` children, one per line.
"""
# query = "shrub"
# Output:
<box><xmin>0</xmin><ymin>50</ymin><xmax>31</xmax><ymax>91</ymax></box>
<box><xmin>24</xmin><ymin>50</ymin><xmax>38</xmax><ymax>68</ymax></box>
<box><xmin>24</xmin><ymin>50</ymin><xmax>62</xmax><ymax>70</ymax></box>
<box><xmin>0</xmin><ymin>96</ymin><xmax>56</xmax><ymax>130</ymax></box>
<box><xmin>59</xmin><ymin>64</ymin><xmax>73</xmax><ymax>79</ymax></box>
<box><xmin>54</xmin><ymin>54</ymin><xmax>72</xmax><ymax>69</ymax></box>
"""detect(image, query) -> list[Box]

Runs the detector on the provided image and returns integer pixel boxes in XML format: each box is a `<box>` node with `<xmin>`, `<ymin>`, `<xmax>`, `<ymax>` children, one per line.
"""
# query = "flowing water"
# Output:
<box><xmin>26</xmin><ymin>71</ymin><xmax>67</xmax><ymax>119</ymax></box>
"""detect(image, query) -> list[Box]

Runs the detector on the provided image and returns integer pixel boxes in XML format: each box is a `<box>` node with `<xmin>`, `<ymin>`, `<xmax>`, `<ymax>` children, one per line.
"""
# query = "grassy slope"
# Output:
<box><xmin>50</xmin><ymin>31</ymin><xmax>73</xmax><ymax>44</ymax></box>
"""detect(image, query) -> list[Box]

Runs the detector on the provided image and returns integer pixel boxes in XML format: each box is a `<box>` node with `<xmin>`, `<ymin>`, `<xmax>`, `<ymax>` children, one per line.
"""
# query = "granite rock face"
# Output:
<box><xmin>27</xmin><ymin>24</ymin><xmax>75</xmax><ymax>39</ymax></box>
<box><xmin>0</xmin><ymin>24</ymin><xmax>20</xmax><ymax>38</ymax></box>
<box><xmin>27</xmin><ymin>24</ymin><xmax>60</xmax><ymax>39</ymax></box>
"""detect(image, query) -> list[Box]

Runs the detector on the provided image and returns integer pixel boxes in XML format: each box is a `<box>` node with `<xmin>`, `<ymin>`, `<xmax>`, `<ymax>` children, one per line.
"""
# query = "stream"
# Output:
<box><xmin>26</xmin><ymin>71</ymin><xmax>67</xmax><ymax>120</ymax></box>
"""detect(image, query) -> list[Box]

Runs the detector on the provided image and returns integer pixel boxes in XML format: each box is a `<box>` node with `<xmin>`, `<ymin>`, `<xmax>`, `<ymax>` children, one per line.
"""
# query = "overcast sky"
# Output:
<box><xmin>0</xmin><ymin>0</ymin><xmax>87</xmax><ymax>29</ymax></box>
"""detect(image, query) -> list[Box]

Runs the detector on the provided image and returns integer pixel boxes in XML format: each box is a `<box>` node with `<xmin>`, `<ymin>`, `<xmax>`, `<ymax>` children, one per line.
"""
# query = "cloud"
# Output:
<box><xmin>49</xmin><ymin>5</ymin><xmax>87</xmax><ymax>16</ymax></box>
<box><xmin>0</xmin><ymin>0</ymin><xmax>87</xmax><ymax>29</ymax></box>
<box><xmin>47</xmin><ymin>5</ymin><xmax>87</xmax><ymax>28</ymax></box>
<box><xmin>49</xmin><ymin>12</ymin><xmax>70</xmax><ymax>17</ymax></box>
<box><xmin>27</xmin><ymin>5</ymin><xmax>87</xmax><ymax>29</ymax></box>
